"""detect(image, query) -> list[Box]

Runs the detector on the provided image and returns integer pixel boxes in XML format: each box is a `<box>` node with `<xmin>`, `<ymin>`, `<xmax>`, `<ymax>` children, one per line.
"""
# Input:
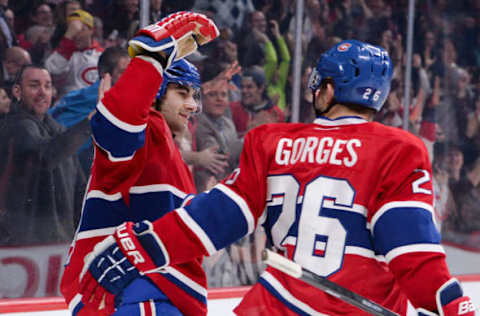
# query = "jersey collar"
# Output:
<box><xmin>313</xmin><ymin>115</ymin><xmax>368</xmax><ymax>127</ymax></box>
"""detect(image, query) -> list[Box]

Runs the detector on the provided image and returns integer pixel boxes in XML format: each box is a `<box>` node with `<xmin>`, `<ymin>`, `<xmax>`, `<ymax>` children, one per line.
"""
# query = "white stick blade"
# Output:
<box><xmin>262</xmin><ymin>249</ymin><xmax>303</xmax><ymax>278</ymax></box>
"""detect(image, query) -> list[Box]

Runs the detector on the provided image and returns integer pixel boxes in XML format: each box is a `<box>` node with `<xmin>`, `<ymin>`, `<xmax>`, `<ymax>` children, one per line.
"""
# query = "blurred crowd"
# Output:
<box><xmin>0</xmin><ymin>0</ymin><xmax>479</xmax><ymax>292</ymax></box>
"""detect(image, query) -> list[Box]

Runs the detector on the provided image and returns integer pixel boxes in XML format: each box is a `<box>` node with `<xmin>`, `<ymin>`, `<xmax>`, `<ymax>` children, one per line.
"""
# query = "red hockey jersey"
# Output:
<box><xmin>60</xmin><ymin>58</ymin><xmax>206</xmax><ymax>316</ymax></box>
<box><xmin>152</xmin><ymin>116</ymin><xmax>452</xmax><ymax>315</ymax></box>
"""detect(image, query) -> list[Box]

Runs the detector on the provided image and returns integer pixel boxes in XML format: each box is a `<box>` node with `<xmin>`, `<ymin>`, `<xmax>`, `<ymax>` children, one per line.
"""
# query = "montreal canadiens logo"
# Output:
<box><xmin>81</xmin><ymin>66</ymin><xmax>98</xmax><ymax>85</ymax></box>
<box><xmin>337</xmin><ymin>43</ymin><xmax>352</xmax><ymax>52</ymax></box>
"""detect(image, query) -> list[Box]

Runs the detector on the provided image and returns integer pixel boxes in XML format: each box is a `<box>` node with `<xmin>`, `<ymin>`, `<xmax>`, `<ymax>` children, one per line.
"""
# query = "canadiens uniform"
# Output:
<box><xmin>60</xmin><ymin>58</ymin><xmax>207</xmax><ymax>315</ymax></box>
<box><xmin>150</xmin><ymin>116</ymin><xmax>452</xmax><ymax>315</ymax></box>
<box><xmin>45</xmin><ymin>37</ymin><xmax>103</xmax><ymax>96</ymax></box>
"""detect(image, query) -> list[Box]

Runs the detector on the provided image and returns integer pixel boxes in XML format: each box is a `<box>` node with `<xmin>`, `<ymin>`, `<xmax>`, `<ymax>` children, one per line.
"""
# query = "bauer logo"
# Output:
<box><xmin>337</xmin><ymin>43</ymin><xmax>352</xmax><ymax>52</ymax></box>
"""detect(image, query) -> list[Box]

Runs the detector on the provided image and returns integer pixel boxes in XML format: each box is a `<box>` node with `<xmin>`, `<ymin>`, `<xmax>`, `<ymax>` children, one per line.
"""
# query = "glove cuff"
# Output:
<box><xmin>436</xmin><ymin>278</ymin><xmax>476</xmax><ymax>316</ymax></box>
<box><xmin>128</xmin><ymin>36</ymin><xmax>173</xmax><ymax>68</ymax></box>
<box><xmin>114</xmin><ymin>221</ymin><xmax>169</xmax><ymax>274</ymax></box>
<box><xmin>134</xmin><ymin>220</ymin><xmax>170</xmax><ymax>269</ymax></box>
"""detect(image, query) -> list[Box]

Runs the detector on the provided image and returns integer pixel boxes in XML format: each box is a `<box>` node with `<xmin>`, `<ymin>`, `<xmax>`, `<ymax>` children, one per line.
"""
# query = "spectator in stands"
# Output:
<box><xmin>298</xmin><ymin>65</ymin><xmax>315</xmax><ymax>123</ymax></box>
<box><xmin>0</xmin><ymin>64</ymin><xmax>91</xmax><ymax>246</ymax></box>
<box><xmin>49</xmin><ymin>46</ymin><xmax>130</xmax><ymax>175</ymax></box>
<box><xmin>29</xmin><ymin>3</ymin><xmax>54</xmax><ymax>28</ymax></box>
<box><xmin>0</xmin><ymin>0</ymin><xmax>17</xmax><ymax>60</ymax></box>
<box><xmin>0</xmin><ymin>46</ymin><xmax>32</xmax><ymax>94</ymax></box>
<box><xmin>50</xmin><ymin>0</ymin><xmax>82</xmax><ymax>49</ymax></box>
<box><xmin>193</xmin><ymin>0</ymin><xmax>254</xmax><ymax>34</ymax></box>
<box><xmin>92</xmin><ymin>16</ymin><xmax>104</xmax><ymax>47</ymax></box>
<box><xmin>150</xmin><ymin>0</ymin><xmax>165</xmax><ymax>22</ymax></box>
<box><xmin>3</xmin><ymin>7</ymin><xmax>14</xmax><ymax>31</ymax></box>
<box><xmin>376</xmin><ymin>78</ymin><xmax>403</xmax><ymax>128</ymax></box>
<box><xmin>420</xmin><ymin>31</ymin><xmax>440</xmax><ymax>78</ymax></box>
<box><xmin>0</xmin><ymin>86</ymin><xmax>10</xmax><ymax>116</ymax></box>
<box><xmin>237</xmin><ymin>10</ymin><xmax>268</xmax><ymax>67</ymax></box>
<box><xmin>17</xmin><ymin>3</ymin><xmax>54</xmax><ymax>55</ymax></box>
<box><xmin>443</xmin><ymin>144</ymin><xmax>480</xmax><ymax>247</ymax></box>
<box><xmin>465</xmin><ymin>96</ymin><xmax>480</xmax><ymax>158</ymax></box>
<box><xmin>431</xmin><ymin>142</ymin><xmax>456</xmax><ymax>233</ymax></box>
<box><xmin>103</xmin><ymin>0</ymin><xmax>139</xmax><ymax>42</ymax></box>
<box><xmin>264</xmin><ymin>19</ymin><xmax>290</xmax><ymax>112</ymax></box>
<box><xmin>206</xmin><ymin>39</ymin><xmax>242</xmax><ymax>101</ymax></box>
<box><xmin>194</xmin><ymin>65</ymin><xmax>243</xmax><ymax>192</ymax></box>
<box><xmin>198</xmin><ymin>67</ymin><xmax>266</xmax><ymax>287</ymax></box>
<box><xmin>0</xmin><ymin>85</ymin><xmax>11</xmax><ymax>238</ymax></box>
<box><xmin>230</xmin><ymin>65</ymin><xmax>284</xmax><ymax>137</ymax></box>
<box><xmin>451</xmin><ymin>69</ymin><xmax>477</xmax><ymax>166</ymax></box>
<box><xmin>45</xmin><ymin>9</ymin><xmax>103</xmax><ymax>98</ymax></box>
<box><xmin>20</xmin><ymin>25</ymin><xmax>53</xmax><ymax>64</ymax></box>
<box><xmin>122</xmin><ymin>0</ymin><xmax>167</xmax><ymax>41</ymax></box>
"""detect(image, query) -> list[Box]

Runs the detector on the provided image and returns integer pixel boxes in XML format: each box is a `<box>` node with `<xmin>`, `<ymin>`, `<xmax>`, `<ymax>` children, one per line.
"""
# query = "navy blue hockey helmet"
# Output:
<box><xmin>308</xmin><ymin>39</ymin><xmax>393</xmax><ymax>111</ymax></box>
<box><xmin>156</xmin><ymin>59</ymin><xmax>202</xmax><ymax>113</ymax></box>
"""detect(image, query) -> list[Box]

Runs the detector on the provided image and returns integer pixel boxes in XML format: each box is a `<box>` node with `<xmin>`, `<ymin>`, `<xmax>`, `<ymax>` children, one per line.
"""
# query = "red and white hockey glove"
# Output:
<box><xmin>417</xmin><ymin>278</ymin><xmax>476</xmax><ymax>316</ymax></box>
<box><xmin>79</xmin><ymin>221</ymin><xmax>169</xmax><ymax>314</ymax></box>
<box><xmin>128</xmin><ymin>11</ymin><xmax>219</xmax><ymax>69</ymax></box>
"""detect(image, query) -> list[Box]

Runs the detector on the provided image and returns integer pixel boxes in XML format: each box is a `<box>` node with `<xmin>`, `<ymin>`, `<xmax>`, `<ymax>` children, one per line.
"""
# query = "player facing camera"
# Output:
<box><xmin>308</xmin><ymin>39</ymin><xmax>393</xmax><ymax>117</ymax></box>
<box><xmin>154</xmin><ymin>59</ymin><xmax>202</xmax><ymax>135</ymax></box>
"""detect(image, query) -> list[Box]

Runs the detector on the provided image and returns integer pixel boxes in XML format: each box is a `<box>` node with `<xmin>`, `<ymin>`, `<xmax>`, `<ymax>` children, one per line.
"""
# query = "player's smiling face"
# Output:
<box><xmin>160</xmin><ymin>83</ymin><xmax>198</xmax><ymax>134</ymax></box>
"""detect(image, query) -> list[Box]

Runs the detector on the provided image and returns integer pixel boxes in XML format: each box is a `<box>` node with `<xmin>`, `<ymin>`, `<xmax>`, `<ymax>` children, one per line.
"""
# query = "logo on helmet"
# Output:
<box><xmin>337</xmin><ymin>43</ymin><xmax>352</xmax><ymax>52</ymax></box>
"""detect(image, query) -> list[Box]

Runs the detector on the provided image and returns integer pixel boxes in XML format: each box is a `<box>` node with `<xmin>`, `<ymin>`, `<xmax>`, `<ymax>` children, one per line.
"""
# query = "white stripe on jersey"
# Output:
<box><xmin>80</xmin><ymin>185</ymin><xmax>188</xmax><ymax>241</ymax></box>
<box><xmin>175</xmin><ymin>208</ymin><xmax>217</xmax><ymax>255</ymax></box>
<box><xmin>322</xmin><ymin>200</ymin><xmax>368</xmax><ymax>216</ymax></box>
<box><xmin>86</xmin><ymin>190</ymin><xmax>122</xmax><ymax>201</ymax></box>
<box><xmin>130</xmin><ymin>184</ymin><xmax>188</xmax><ymax>200</ymax></box>
<box><xmin>139</xmin><ymin>300</ymin><xmax>156</xmax><ymax>316</ymax></box>
<box><xmin>406</xmin><ymin>299</ymin><xmax>418</xmax><ymax>316</ymax></box>
<box><xmin>345</xmin><ymin>246</ymin><xmax>386</xmax><ymax>262</ymax></box>
<box><xmin>162</xmin><ymin>266</ymin><xmax>208</xmax><ymax>298</ymax></box>
<box><xmin>149</xmin><ymin>300</ymin><xmax>156</xmax><ymax>316</ymax></box>
<box><xmin>180</xmin><ymin>194</ymin><xmax>195</xmax><ymax>207</ymax></box>
<box><xmin>385</xmin><ymin>244</ymin><xmax>445</xmax><ymax>263</ymax></box>
<box><xmin>136</xmin><ymin>55</ymin><xmax>164</xmax><ymax>76</ymax></box>
<box><xmin>215</xmin><ymin>183</ymin><xmax>255</xmax><ymax>234</ymax></box>
<box><xmin>282</xmin><ymin>236</ymin><xmax>386</xmax><ymax>263</ymax></box>
<box><xmin>97</xmin><ymin>101</ymin><xmax>147</xmax><ymax>133</ymax></box>
<box><xmin>91</xmin><ymin>135</ymin><xmax>136</xmax><ymax>162</ymax></box>
<box><xmin>87</xmin><ymin>184</ymin><xmax>188</xmax><ymax>202</ymax></box>
<box><xmin>314</xmin><ymin>116</ymin><xmax>367</xmax><ymax>126</ymax></box>
<box><xmin>371</xmin><ymin>201</ymin><xmax>435</xmax><ymax>230</ymax></box>
<box><xmin>267</xmin><ymin>196</ymin><xmax>367</xmax><ymax>217</ymax></box>
<box><xmin>261</xmin><ymin>271</ymin><xmax>328</xmax><ymax>316</ymax></box>
<box><xmin>68</xmin><ymin>293</ymin><xmax>82</xmax><ymax>314</ymax></box>
<box><xmin>77</xmin><ymin>227</ymin><xmax>116</xmax><ymax>240</ymax></box>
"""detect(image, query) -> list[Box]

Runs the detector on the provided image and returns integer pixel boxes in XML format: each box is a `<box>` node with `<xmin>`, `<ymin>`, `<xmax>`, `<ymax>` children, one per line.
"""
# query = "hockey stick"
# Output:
<box><xmin>262</xmin><ymin>249</ymin><xmax>399</xmax><ymax>316</ymax></box>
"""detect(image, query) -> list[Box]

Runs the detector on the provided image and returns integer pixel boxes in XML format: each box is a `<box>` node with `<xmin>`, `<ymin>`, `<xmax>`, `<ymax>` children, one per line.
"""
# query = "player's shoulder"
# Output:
<box><xmin>247</xmin><ymin>121</ymin><xmax>308</xmax><ymax>135</ymax></box>
<box><xmin>368</xmin><ymin>121</ymin><xmax>427</xmax><ymax>152</ymax></box>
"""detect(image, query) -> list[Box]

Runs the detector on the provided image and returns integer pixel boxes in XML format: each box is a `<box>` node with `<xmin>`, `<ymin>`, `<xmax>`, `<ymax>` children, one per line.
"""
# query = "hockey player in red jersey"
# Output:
<box><xmin>78</xmin><ymin>39</ymin><xmax>477</xmax><ymax>316</ymax></box>
<box><xmin>60</xmin><ymin>12</ymin><xmax>219</xmax><ymax>316</ymax></box>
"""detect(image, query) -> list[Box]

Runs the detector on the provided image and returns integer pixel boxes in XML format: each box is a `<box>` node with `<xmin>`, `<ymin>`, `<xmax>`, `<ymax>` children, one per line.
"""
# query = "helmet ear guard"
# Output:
<box><xmin>309</xmin><ymin>39</ymin><xmax>393</xmax><ymax>112</ymax></box>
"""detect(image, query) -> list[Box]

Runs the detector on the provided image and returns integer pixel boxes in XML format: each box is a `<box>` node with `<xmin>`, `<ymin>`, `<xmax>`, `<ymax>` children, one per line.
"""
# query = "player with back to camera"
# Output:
<box><xmin>60</xmin><ymin>12</ymin><xmax>219</xmax><ymax>316</ymax></box>
<box><xmin>78</xmin><ymin>38</ymin><xmax>476</xmax><ymax>315</ymax></box>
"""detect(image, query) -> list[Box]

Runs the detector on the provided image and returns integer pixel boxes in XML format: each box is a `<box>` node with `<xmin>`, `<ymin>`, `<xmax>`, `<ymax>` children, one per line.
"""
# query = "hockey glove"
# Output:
<box><xmin>128</xmin><ymin>11</ymin><xmax>219</xmax><ymax>69</ymax></box>
<box><xmin>79</xmin><ymin>221</ymin><xmax>169</xmax><ymax>313</ymax></box>
<box><xmin>417</xmin><ymin>278</ymin><xmax>476</xmax><ymax>316</ymax></box>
